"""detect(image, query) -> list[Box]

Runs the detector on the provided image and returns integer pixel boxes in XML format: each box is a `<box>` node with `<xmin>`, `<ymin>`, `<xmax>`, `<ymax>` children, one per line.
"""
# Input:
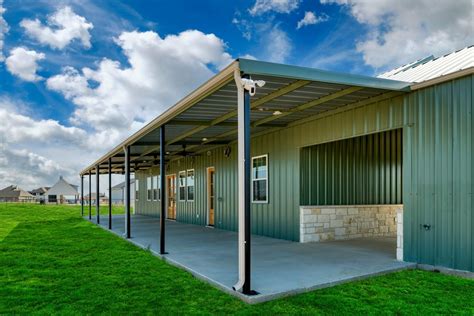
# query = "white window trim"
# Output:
<box><xmin>147</xmin><ymin>176</ymin><xmax>152</xmax><ymax>201</ymax></box>
<box><xmin>178</xmin><ymin>170</ymin><xmax>186</xmax><ymax>201</ymax></box>
<box><xmin>186</xmin><ymin>169</ymin><xmax>195</xmax><ymax>202</ymax></box>
<box><xmin>135</xmin><ymin>179</ymin><xmax>139</xmax><ymax>201</ymax></box>
<box><xmin>152</xmin><ymin>175</ymin><xmax>158</xmax><ymax>201</ymax></box>
<box><xmin>158</xmin><ymin>175</ymin><xmax>161</xmax><ymax>201</ymax></box>
<box><xmin>251</xmin><ymin>154</ymin><xmax>269</xmax><ymax>204</ymax></box>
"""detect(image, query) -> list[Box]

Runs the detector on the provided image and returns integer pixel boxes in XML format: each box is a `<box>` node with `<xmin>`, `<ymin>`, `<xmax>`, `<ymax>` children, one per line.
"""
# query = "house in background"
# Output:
<box><xmin>29</xmin><ymin>187</ymin><xmax>50</xmax><ymax>202</ymax></box>
<box><xmin>110</xmin><ymin>179</ymin><xmax>135</xmax><ymax>205</ymax></box>
<box><xmin>45</xmin><ymin>176</ymin><xmax>79</xmax><ymax>204</ymax></box>
<box><xmin>0</xmin><ymin>185</ymin><xmax>35</xmax><ymax>203</ymax></box>
<box><xmin>83</xmin><ymin>193</ymin><xmax>109</xmax><ymax>205</ymax></box>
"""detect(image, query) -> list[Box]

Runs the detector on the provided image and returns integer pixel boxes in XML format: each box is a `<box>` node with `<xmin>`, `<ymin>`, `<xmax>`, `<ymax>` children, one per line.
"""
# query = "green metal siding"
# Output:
<box><xmin>403</xmin><ymin>75</ymin><xmax>473</xmax><ymax>272</ymax></box>
<box><xmin>135</xmin><ymin>94</ymin><xmax>406</xmax><ymax>242</ymax></box>
<box><xmin>300</xmin><ymin>129</ymin><xmax>403</xmax><ymax>205</ymax></box>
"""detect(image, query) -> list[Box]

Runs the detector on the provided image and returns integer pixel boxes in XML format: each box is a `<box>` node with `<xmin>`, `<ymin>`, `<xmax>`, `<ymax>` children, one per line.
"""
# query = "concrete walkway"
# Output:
<box><xmin>88</xmin><ymin>215</ymin><xmax>414</xmax><ymax>303</ymax></box>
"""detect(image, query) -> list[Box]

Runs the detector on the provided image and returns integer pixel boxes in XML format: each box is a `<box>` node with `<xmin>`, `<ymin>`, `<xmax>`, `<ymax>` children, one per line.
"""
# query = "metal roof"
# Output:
<box><xmin>80</xmin><ymin>59</ymin><xmax>411</xmax><ymax>175</ymax></box>
<box><xmin>378</xmin><ymin>45</ymin><xmax>474</xmax><ymax>83</ymax></box>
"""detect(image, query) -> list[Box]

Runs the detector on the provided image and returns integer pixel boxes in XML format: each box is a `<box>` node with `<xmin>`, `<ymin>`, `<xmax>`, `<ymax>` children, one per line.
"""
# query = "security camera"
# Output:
<box><xmin>241</xmin><ymin>78</ymin><xmax>266</xmax><ymax>96</ymax></box>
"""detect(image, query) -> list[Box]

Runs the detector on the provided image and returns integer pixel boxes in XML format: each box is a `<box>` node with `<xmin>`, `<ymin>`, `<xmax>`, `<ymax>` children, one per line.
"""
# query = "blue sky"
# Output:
<box><xmin>0</xmin><ymin>0</ymin><xmax>472</xmax><ymax>189</ymax></box>
<box><xmin>0</xmin><ymin>0</ymin><xmax>370</xmax><ymax>125</ymax></box>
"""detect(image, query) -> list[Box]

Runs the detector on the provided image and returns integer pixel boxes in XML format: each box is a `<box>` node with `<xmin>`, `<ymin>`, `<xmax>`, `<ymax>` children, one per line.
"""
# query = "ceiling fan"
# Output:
<box><xmin>174</xmin><ymin>144</ymin><xmax>201</xmax><ymax>157</ymax></box>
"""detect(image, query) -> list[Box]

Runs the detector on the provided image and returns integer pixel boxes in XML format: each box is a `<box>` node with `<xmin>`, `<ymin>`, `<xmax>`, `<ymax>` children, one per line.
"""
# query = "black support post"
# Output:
<box><xmin>80</xmin><ymin>175</ymin><xmax>84</xmax><ymax>216</ymax></box>
<box><xmin>243</xmin><ymin>81</ymin><xmax>252</xmax><ymax>295</ymax></box>
<box><xmin>160</xmin><ymin>125</ymin><xmax>167</xmax><ymax>254</ymax></box>
<box><xmin>108</xmin><ymin>158</ymin><xmax>112</xmax><ymax>229</ymax></box>
<box><xmin>125</xmin><ymin>146</ymin><xmax>131</xmax><ymax>238</ymax></box>
<box><xmin>88</xmin><ymin>171</ymin><xmax>92</xmax><ymax>220</ymax></box>
<box><xmin>96</xmin><ymin>165</ymin><xmax>100</xmax><ymax>224</ymax></box>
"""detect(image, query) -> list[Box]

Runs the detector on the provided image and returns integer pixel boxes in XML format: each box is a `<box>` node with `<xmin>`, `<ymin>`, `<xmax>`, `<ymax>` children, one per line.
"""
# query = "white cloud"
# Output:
<box><xmin>249</xmin><ymin>0</ymin><xmax>301</xmax><ymax>15</ymax></box>
<box><xmin>0</xmin><ymin>146</ymin><xmax>75</xmax><ymax>190</ymax></box>
<box><xmin>232</xmin><ymin>15</ymin><xmax>252</xmax><ymax>40</ymax></box>
<box><xmin>0</xmin><ymin>0</ymin><xmax>8</xmax><ymax>61</ymax></box>
<box><xmin>5</xmin><ymin>47</ymin><xmax>45</xmax><ymax>81</ymax></box>
<box><xmin>321</xmin><ymin>0</ymin><xmax>474</xmax><ymax>69</ymax></box>
<box><xmin>0</xmin><ymin>99</ymin><xmax>121</xmax><ymax>190</ymax></box>
<box><xmin>47</xmin><ymin>29</ymin><xmax>233</xmax><ymax>132</ymax></box>
<box><xmin>262</xmin><ymin>25</ymin><xmax>292</xmax><ymax>63</ymax></box>
<box><xmin>0</xmin><ymin>107</ymin><xmax>87</xmax><ymax>146</ymax></box>
<box><xmin>297</xmin><ymin>11</ymin><xmax>329</xmax><ymax>29</ymax></box>
<box><xmin>20</xmin><ymin>6</ymin><xmax>94</xmax><ymax>50</ymax></box>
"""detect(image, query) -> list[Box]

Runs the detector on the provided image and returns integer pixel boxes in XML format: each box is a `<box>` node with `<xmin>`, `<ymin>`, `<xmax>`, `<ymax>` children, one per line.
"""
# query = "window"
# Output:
<box><xmin>135</xmin><ymin>179</ymin><xmax>139</xmax><ymax>201</ymax></box>
<box><xmin>187</xmin><ymin>169</ymin><xmax>195</xmax><ymax>201</ymax></box>
<box><xmin>252</xmin><ymin>154</ymin><xmax>268</xmax><ymax>203</ymax></box>
<box><xmin>178</xmin><ymin>171</ymin><xmax>186</xmax><ymax>201</ymax></box>
<box><xmin>152</xmin><ymin>176</ymin><xmax>158</xmax><ymax>201</ymax></box>
<box><xmin>147</xmin><ymin>176</ymin><xmax>152</xmax><ymax>201</ymax></box>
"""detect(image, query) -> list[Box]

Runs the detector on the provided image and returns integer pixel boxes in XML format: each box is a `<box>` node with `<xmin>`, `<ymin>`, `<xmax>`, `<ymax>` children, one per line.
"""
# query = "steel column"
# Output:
<box><xmin>96</xmin><ymin>165</ymin><xmax>100</xmax><ymax>224</ymax></box>
<box><xmin>108</xmin><ymin>158</ymin><xmax>112</xmax><ymax>229</ymax></box>
<box><xmin>242</xmin><ymin>79</ymin><xmax>252</xmax><ymax>295</ymax></box>
<box><xmin>125</xmin><ymin>145</ymin><xmax>131</xmax><ymax>238</ymax></box>
<box><xmin>88</xmin><ymin>171</ymin><xmax>92</xmax><ymax>220</ymax></box>
<box><xmin>160</xmin><ymin>125</ymin><xmax>167</xmax><ymax>254</ymax></box>
<box><xmin>80</xmin><ymin>175</ymin><xmax>84</xmax><ymax>216</ymax></box>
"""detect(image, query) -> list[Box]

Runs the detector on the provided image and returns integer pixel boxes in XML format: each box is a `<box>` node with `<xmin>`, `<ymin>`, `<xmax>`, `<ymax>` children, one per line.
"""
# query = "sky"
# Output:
<box><xmin>0</xmin><ymin>0</ymin><xmax>472</xmax><ymax>192</ymax></box>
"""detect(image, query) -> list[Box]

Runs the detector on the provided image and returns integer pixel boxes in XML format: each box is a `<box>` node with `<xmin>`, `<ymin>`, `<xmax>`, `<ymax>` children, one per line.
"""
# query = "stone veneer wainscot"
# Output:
<box><xmin>300</xmin><ymin>205</ymin><xmax>403</xmax><ymax>261</ymax></box>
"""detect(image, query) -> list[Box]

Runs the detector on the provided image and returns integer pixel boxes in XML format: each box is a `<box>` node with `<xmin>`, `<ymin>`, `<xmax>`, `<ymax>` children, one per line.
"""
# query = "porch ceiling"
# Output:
<box><xmin>81</xmin><ymin>59</ymin><xmax>411</xmax><ymax>175</ymax></box>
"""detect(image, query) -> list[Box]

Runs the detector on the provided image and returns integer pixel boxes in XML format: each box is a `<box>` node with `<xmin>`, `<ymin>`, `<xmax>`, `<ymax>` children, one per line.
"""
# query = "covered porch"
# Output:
<box><xmin>89</xmin><ymin>214</ymin><xmax>413</xmax><ymax>303</ymax></box>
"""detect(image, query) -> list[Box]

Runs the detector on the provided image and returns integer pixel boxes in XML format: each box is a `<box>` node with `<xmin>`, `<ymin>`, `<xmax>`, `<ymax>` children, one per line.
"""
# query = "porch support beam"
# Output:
<box><xmin>124</xmin><ymin>145</ymin><xmax>131</xmax><ymax>238</ymax></box>
<box><xmin>80</xmin><ymin>175</ymin><xmax>84</xmax><ymax>216</ymax></box>
<box><xmin>233</xmin><ymin>70</ymin><xmax>256</xmax><ymax>295</ymax></box>
<box><xmin>242</xmin><ymin>77</ymin><xmax>252</xmax><ymax>295</ymax></box>
<box><xmin>88</xmin><ymin>171</ymin><xmax>92</xmax><ymax>220</ymax></box>
<box><xmin>108</xmin><ymin>158</ymin><xmax>112</xmax><ymax>230</ymax></box>
<box><xmin>96</xmin><ymin>165</ymin><xmax>100</xmax><ymax>224</ymax></box>
<box><xmin>160</xmin><ymin>125</ymin><xmax>167</xmax><ymax>254</ymax></box>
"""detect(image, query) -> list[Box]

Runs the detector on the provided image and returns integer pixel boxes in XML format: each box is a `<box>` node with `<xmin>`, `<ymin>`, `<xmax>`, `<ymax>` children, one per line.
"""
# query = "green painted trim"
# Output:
<box><xmin>238</xmin><ymin>58</ymin><xmax>412</xmax><ymax>91</ymax></box>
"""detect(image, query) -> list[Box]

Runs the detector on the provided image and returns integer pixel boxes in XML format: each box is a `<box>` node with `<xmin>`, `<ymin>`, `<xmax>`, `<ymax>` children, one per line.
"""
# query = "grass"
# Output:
<box><xmin>0</xmin><ymin>203</ymin><xmax>473</xmax><ymax>315</ymax></box>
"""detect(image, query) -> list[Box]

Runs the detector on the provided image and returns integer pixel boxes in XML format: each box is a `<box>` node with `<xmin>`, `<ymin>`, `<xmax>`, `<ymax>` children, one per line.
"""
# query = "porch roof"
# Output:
<box><xmin>80</xmin><ymin>58</ymin><xmax>411</xmax><ymax>175</ymax></box>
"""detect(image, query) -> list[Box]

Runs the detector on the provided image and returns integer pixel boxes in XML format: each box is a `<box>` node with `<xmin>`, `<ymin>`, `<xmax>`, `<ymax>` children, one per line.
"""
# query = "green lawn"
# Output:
<box><xmin>0</xmin><ymin>204</ymin><xmax>473</xmax><ymax>315</ymax></box>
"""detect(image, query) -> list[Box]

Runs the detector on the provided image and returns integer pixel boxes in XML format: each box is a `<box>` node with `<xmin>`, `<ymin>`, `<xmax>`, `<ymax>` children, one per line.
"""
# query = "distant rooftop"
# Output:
<box><xmin>378</xmin><ymin>45</ymin><xmax>474</xmax><ymax>83</ymax></box>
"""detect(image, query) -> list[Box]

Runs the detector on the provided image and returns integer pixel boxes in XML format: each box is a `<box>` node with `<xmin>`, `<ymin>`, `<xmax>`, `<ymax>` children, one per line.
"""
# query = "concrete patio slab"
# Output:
<box><xmin>88</xmin><ymin>214</ymin><xmax>414</xmax><ymax>303</ymax></box>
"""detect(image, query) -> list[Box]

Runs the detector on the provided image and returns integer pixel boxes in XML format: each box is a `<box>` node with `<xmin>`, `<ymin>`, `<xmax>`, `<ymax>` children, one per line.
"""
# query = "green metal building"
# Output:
<box><xmin>81</xmin><ymin>46</ymin><xmax>473</xmax><ymax>276</ymax></box>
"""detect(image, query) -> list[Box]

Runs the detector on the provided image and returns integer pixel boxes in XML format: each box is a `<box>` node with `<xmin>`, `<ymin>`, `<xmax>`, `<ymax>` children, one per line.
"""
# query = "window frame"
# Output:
<box><xmin>251</xmin><ymin>154</ymin><xmax>269</xmax><ymax>204</ymax></box>
<box><xmin>135</xmin><ymin>179</ymin><xmax>139</xmax><ymax>201</ymax></box>
<box><xmin>147</xmin><ymin>176</ymin><xmax>152</xmax><ymax>201</ymax></box>
<box><xmin>152</xmin><ymin>175</ymin><xmax>159</xmax><ymax>201</ymax></box>
<box><xmin>178</xmin><ymin>170</ymin><xmax>186</xmax><ymax>201</ymax></box>
<box><xmin>186</xmin><ymin>169</ymin><xmax>195</xmax><ymax>202</ymax></box>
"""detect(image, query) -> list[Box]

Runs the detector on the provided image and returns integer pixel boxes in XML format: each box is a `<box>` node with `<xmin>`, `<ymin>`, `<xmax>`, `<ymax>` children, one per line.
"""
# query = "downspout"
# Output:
<box><xmin>233</xmin><ymin>69</ymin><xmax>246</xmax><ymax>292</ymax></box>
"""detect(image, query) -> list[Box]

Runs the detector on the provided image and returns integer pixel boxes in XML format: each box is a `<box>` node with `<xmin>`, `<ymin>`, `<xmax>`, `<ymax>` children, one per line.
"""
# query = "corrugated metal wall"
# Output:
<box><xmin>136</xmin><ymin>94</ymin><xmax>406</xmax><ymax>241</ymax></box>
<box><xmin>300</xmin><ymin>129</ymin><xmax>403</xmax><ymax>205</ymax></box>
<box><xmin>403</xmin><ymin>74</ymin><xmax>473</xmax><ymax>272</ymax></box>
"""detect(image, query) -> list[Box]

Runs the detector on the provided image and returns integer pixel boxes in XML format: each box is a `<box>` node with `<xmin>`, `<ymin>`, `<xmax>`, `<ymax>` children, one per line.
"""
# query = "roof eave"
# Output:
<box><xmin>79</xmin><ymin>60</ymin><xmax>240</xmax><ymax>175</ymax></box>
<box><xmin>238</xmin><ymin>58</ymin><xmax>412</xmax><ymax>92</ymax></box>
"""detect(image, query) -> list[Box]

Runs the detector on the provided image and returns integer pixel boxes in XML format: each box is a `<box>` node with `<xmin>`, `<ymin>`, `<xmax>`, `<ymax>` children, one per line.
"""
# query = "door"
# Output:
<box><xmin>207</xmin><ymin>167</ymin><xmax>215</xmax><ymax>226</ymax></box>
<box><xmin>167</xmin><ymin>174</ymin><xmax>176</xmax><ymax>220</ymax></box>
